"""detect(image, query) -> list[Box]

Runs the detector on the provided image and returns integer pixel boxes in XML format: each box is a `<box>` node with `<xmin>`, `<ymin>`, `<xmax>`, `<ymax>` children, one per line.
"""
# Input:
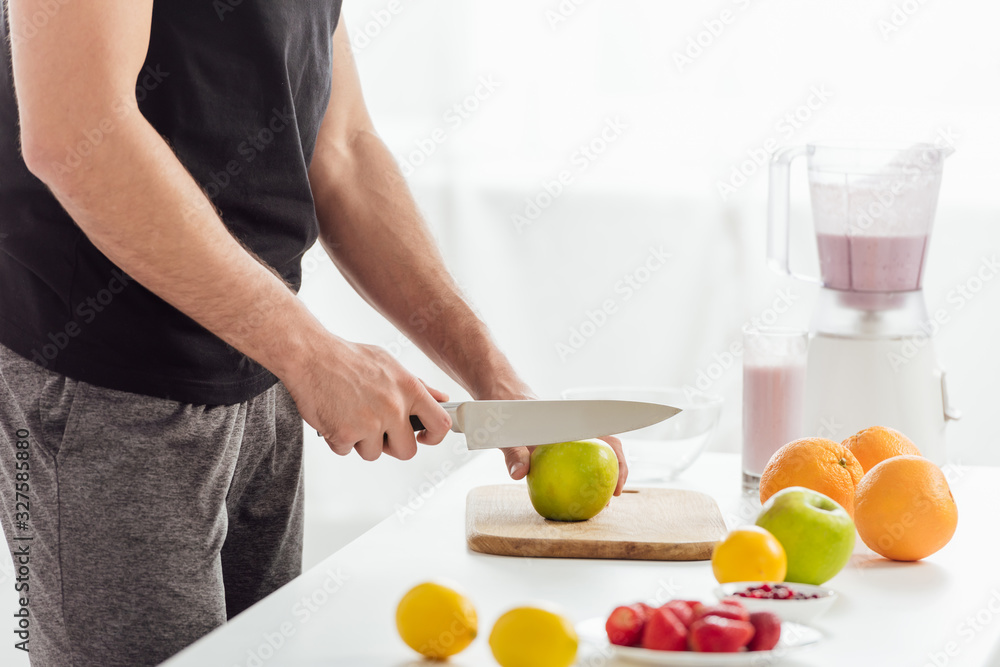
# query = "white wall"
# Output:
<box><xmin>297</xmin><ymin>0</ymin><xmax>1000</xmax><ymax>568</ymax></box>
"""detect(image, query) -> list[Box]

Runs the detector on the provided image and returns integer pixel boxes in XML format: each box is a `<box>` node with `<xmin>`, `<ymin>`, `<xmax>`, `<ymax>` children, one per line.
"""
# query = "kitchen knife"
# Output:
<box><xmin>409</xmin><ymin>399</ymin><xmax>680</xmax><ymax>450</ymax></box>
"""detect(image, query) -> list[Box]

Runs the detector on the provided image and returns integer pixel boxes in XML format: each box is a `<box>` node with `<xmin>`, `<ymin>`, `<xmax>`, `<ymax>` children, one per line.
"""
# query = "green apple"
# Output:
<box><xmin>755</xmin><ymin>486</ymin><xmax>855</xmax><ymax>585</ymax></box>
<box><xmin>526</xmin><ymin>440</ymin><xmax>618</xmax><ymax>521</ymax></box>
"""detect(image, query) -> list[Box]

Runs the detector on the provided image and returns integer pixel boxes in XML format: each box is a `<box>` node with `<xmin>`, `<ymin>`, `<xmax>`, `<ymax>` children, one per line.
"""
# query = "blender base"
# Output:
<box><xmin>803</xmin><ymin>333</ymin><xmax>949</xmax><ymax>466</ymax></box>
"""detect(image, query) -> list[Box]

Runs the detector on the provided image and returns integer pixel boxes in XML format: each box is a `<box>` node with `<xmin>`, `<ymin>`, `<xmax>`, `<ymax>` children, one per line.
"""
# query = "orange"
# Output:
<box><xmin>759</xmin><ymin>438</ymin><xmax>864</xmax><ymax>517</ymax></box>
<box><xmin>842</xmin><ymin>425</ymin><xmax>922</xmax><ymax>473</ymax></box>
<box><xmin>854</xmin><ymin>455</ymin><xmax>957</xmax><ymax>561</ymax></box>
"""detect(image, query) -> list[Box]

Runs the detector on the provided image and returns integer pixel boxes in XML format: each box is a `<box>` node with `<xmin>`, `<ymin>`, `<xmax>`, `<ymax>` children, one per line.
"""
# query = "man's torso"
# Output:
<box><xmin>0</xmin><ymin>0</ymin><xmax>343</xmax><ymax>405</ymax></box>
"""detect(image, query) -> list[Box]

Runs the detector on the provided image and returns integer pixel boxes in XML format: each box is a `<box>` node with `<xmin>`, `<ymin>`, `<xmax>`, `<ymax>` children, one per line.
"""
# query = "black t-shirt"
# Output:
<box><xmin>0</xmin><ymin>0</ymin><xmax>342</xmax><ymax>405</ymax></box>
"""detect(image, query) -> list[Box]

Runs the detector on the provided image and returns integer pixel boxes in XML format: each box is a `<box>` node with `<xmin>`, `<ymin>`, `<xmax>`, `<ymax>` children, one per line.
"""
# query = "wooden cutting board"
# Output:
<box><xmin>466</xmin><ymin>485</ymin><xmax>727</xmax><ymax>561</ymax></box>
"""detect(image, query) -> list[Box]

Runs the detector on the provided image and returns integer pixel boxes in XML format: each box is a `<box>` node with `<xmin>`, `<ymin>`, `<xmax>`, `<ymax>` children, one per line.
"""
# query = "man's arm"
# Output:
<box><xmin>10</xmin><ymin>0</ymin><xmax>451</xmax><ymax>459</ymax></box>
<box><xmin>308</xmin><ymin>24</ymin><xmax>628</xmax><ymax>491</ymax></box>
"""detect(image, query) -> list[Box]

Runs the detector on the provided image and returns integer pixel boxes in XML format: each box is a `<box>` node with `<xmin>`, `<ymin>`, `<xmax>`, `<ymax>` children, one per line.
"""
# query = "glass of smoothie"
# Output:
<box><xmin>742</xmin><ymin>328</ymin><xmax>808</xmax><ymax>494</ymax></box>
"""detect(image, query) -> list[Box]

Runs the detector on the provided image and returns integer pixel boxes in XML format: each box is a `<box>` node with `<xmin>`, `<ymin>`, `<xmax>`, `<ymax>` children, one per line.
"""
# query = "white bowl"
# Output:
<box><xmin>714</xmin><ymin>582</ymin><xmax>838</xmax><ymax>625</ymax></box>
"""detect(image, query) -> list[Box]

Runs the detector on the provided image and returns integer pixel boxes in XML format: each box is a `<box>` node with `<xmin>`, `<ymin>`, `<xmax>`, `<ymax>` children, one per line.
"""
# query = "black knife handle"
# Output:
<box><xmin>411</xmin><ymin>402</ymin><xmax>460</xmax><ymax>431</ymax></box>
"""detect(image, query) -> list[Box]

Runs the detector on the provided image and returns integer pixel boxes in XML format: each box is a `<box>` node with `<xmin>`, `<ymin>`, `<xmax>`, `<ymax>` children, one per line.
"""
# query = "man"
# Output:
<box><xmin>0</xmin><ymin>1</ymin><xmax>627</xmax><ymax>665</ymax></box>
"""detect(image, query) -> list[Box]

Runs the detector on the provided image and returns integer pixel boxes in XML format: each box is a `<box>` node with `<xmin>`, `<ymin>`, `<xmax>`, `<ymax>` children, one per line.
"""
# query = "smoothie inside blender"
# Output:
<box><xmin>808</xmin><ymin>144</ymin><xmax>944</xmax><ymax>293</ymax></box>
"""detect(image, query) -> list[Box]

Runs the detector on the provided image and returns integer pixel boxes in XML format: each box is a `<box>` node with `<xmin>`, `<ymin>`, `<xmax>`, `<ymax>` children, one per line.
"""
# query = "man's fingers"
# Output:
<box><xmin>323</xmin><ymin>434</ymin><xmax>354</xmax><ymax>457</ymax></box>
<box><xmin>384</xmin><ymin>426</ymin><xmax>418</xmax><ymax>461</ymax></box>
<box><xmin>415</xmin><ymin>377</ymin><xmax>450</xmax><ymax>443</ymax></box>
<box><xmin>503</xmin><ymin>446</ymin><xmax>531</xmax><ymax>480</ymax></box>
<box><xmin>354</xmin><ymin>437</ymin><xmax>383</xmax><ymax>462</ymax></box>
<box><xmin>411</xmin><ymin>388</ymin><xmax>451</xmax><ymax>446</ymax></box>
<box><xmin>600</xmin><ymin>435</ymin><xmax>628</xmax><ymax>496</ymax></box>
<box><xmin>419</xmin><ymin>378</ymin><xmax>449</xmax><ymax>403</ymax></box>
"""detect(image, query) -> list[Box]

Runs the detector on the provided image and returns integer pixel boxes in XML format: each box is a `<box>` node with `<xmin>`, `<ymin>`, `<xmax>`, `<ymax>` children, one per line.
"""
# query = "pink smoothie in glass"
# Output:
<box><xmin>816</xmin><ymin>233</ymin><xmax>928</xmax><ymax>292</ymax></box>
<box><xmin>742</xmin><ymin>362</ymin><xmax>807</xmax><ymax>476</ymax></box>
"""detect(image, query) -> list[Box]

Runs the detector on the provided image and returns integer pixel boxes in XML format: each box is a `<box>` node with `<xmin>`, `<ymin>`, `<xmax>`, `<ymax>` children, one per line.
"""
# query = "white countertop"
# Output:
<box><xmin>163</xmin><ymin>452</ymin><xmax>1000</xmax><ymax>667</ymax></box>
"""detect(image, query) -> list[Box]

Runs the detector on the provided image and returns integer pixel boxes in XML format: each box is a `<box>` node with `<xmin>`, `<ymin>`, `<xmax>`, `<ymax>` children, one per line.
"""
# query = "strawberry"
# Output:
<box><xmin>635</xmin><ymin>602</ymin><xmax>656</xmax><ymax>619</ymax></box>
<box><xmin>688</xmin><ymin>615</ymin><xmax>756</xmax><ymax>652</ymax></box>
<box><xmin>674</xmin><ymin>600</ymin><xmax>702</xmax><ymax>611</ymax></box>
<box><xmin>641</xmin><ymin>607</ymin><xmax>687</xmax><ymax>652</ymax></box>
<box><xmin>661</xmin><ymin>600</ymin><xmax>695</xmax><ymax>628</ymax></box>
<box><xmin>695</xmin><ymin>602</ymin><xmax>750</xmax><ymax>623</ymax></box>
<box><xmin>747</xmin><ymin>611</ymin><xmax>782</xmax><ymax>651</ymax></box>
<box><xmin>605</xmin><ymin>605</ymin><xmax>646</xmax><ymax>646</ymax></box>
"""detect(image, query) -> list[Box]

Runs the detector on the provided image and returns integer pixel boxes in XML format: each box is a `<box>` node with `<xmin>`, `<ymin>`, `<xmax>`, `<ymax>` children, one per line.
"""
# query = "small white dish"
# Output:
<box><xmin>714</xmin><ymin>582</ymin><xmax>838</xmax><ymax>625</ymax></box>
<box><xmin>577</xmin><ymin>617</ymin><xmax>821</xmax><ymax>665</ymax></box>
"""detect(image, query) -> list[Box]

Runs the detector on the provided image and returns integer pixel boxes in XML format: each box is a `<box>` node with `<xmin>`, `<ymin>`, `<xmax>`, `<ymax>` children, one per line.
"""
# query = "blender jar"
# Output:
<box><xmin>768</xmin><ymin>143</ymin><xmax>951</xmax><ymax>293</ymax></box>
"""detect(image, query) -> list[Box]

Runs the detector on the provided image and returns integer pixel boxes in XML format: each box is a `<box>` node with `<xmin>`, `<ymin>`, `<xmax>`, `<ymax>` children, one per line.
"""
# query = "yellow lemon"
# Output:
<box><xmin>396</xmin><ymin>582</ymin><xmax>477</xmax><ymax>659</ymax></box>
<box><xmin>489</xmin><ymin>605</ymin><xmax>578</xmax><ymax>667</ymax></box>
<box><xmin>711</xmin><ymin>526</ymin><xmax>788</xmax><ymax>584</ymax></box>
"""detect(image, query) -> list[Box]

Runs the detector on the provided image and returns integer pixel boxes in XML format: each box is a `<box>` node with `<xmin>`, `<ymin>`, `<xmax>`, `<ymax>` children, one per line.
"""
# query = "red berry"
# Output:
<box><xmin>606</xmin><ymin>605</ymin><xmax>646</xmax><ymax>646</ymax></box>
<box><xmin>688</xmin><ymin>616</ymin><xmax>756</xmax><ymax>652</ymax></box>
<box><xmin>697</xmin><ymin>602</ymin><xmax>750</xmax><ymax>623</ymax></box>
<box><xmin>662</xmin><ymin>600</ymin><xmax>695</xmax><ymax>628</ymax></box>
<box><xmin>635</xmin><ymin>602</ymin><xmax>656</xmax><ymax>619</ymax></box>
<box><xmin>747</xmin><ymin>612</ymin><xmax>782</xmax><ymax>651</ymax></box>
<box><xmin>641</xmin><ymin>607</ymin><xmax>688</xmax><ymax>652</ymax></box>
<box><xmin>735</xmin><ymin>583</ymin><xmax>826</xmax><ymax>601</ymax></box>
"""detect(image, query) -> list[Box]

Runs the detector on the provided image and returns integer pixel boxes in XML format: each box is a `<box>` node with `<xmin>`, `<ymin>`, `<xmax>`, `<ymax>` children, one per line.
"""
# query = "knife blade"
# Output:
<box><xmin>409</xmin><ymin>399</ymin><xmax>681</xmax><ymax>450</ymax></box>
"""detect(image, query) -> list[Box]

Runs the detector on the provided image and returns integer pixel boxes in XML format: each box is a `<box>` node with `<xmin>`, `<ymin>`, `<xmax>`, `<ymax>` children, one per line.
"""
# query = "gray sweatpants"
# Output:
<box><xmin>0</xmin><ymin>344</ymin><xmax>305</xmax><ymax>666</ymax></box>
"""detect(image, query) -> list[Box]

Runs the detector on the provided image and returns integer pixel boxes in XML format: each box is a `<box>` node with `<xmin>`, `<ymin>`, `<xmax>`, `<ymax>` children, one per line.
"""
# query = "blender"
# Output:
<box><xmin>767</xmin><ymin>144</ymin><xmax>959</xmax><ymax>465</ymax></box>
